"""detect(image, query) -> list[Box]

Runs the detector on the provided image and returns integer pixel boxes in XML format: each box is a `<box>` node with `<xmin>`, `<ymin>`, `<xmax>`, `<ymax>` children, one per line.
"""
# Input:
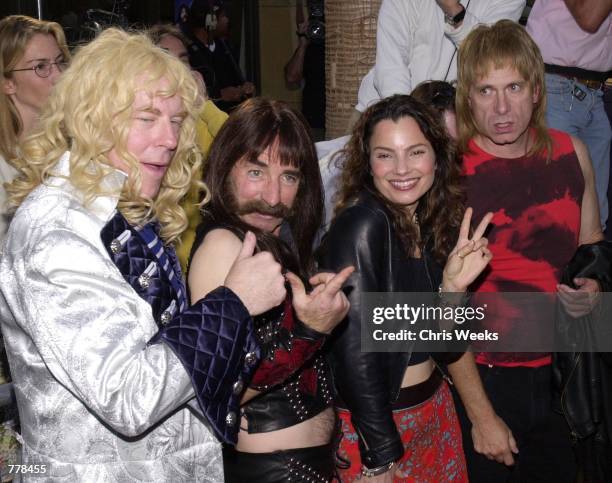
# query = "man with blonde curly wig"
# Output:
<box><xmin>0</xmin><ymin>28</ymin><xmax>289</xmax><ymax>481</ymax></box>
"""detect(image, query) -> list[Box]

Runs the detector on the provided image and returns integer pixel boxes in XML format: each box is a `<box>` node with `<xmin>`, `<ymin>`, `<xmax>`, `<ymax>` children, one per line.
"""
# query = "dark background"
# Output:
<box><xmin>0</xmin><ymin>0</ymin><xmax>171</xmax><ymax>26</ymax></box>
<box><xmin>0</xmin><ymin>0</ymin><xmax>260</xmax><ymax>92</ymax></box>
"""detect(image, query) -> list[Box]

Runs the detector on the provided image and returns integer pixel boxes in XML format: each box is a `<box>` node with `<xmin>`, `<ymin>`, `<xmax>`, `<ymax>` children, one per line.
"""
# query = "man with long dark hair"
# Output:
<box><xmin>188</xmin><ymin>97</ymin><xmax>353</xmax><ymax>482</ymax></box>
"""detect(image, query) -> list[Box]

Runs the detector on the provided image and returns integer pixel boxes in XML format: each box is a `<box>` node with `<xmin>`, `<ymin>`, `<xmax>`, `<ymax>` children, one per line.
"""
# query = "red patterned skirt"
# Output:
<box><xmin>336</xmin><ymin>380</ymin><xmax>468</xmax><ymax>482</ymax></box>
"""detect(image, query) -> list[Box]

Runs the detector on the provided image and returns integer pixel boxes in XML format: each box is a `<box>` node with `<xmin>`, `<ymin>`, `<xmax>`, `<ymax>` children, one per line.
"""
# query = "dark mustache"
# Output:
<box><xmin>235</xmin><ymin>200</ymin><xmax>291</xmax><ymax>218</ymax></box>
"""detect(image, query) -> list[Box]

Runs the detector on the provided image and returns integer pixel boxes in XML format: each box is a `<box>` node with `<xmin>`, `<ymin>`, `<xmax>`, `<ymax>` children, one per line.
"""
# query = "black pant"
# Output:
<box><xmin>575</xmin><ymin>435</ymin><xmax>612</xmax><ymax>483</ymax></box>
<box><xmin>453</xmin><ymin>363</ymin><xmax>577</xmax><ymax>483</ymax></box>
<box><xmin>223</xmin><ymin>443</ymin><xmax>335</xmax><ymax>482</ymax></box>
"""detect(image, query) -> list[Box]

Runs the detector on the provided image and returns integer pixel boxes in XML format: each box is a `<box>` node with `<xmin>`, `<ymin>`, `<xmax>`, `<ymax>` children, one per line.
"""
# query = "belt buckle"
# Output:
<box><xmin>576</xmin><ymin>78</ymin><xmax>602</xmax><ymax>91</ymax></box>
<box><xmin>587</xmin><ymin>80</ymin><xmax>603</xmax><ymax>90</ymax></box>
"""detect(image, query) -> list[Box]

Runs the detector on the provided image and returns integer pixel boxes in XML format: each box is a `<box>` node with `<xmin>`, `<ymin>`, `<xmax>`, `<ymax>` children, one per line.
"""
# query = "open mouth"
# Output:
<box><xmin>389</xmin><ymin>178</ymin><xmax>419</xmax><ymax>191</ymax></box>
<box><xmin>252</xmin><ymin>212</ymin><xmax>276</xmax><ymax>220</ymax></box>
<box><xmin>141</xmin><ymin>163</ymin><xmax>168</xmax><ymax>176</ymax></box>
<box><xmin>243</xmin><ymin>212</ymin><xmax>283</xmax><ymax>233</ymax></box>
<box><xmin>494</xmin><ymin>122</ymin><xmax>514</xmax><ymax>133</ymax></box>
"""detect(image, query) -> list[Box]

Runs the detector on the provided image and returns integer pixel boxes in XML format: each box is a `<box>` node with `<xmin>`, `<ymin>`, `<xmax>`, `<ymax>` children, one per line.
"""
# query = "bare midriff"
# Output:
<box><xmin>235</xmin><ymin>406</ymin><xmax>335</xmax><ymax>453</ymax></box>
<box><xmin>400</xmin><ymin>358</ymin><xmax>434</xmax><ymax>388</ymax></box>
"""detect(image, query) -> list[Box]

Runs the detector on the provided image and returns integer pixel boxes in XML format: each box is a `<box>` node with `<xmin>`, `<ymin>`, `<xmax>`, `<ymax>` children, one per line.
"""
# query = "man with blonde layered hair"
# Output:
<box><xmin>454</xmin><ymin>19</ymin><xmax>603</xmax><ymax>482</ymax></box>
<box><xmin>0</xmin><ymin>28</ymin><xmax>290</xmax><ymax>481</ymax></box>
<box><xmin>455</xmin><ymin>20</ymin><xmax>551</xmax><ymax>158</ymax></box>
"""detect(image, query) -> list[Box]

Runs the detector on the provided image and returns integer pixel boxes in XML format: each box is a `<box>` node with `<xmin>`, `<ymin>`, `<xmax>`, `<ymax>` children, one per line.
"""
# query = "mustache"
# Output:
<box><xmin>235</xmin><ymin>200</ymin><xmax>292</xmax><ymax>218</ymax></box>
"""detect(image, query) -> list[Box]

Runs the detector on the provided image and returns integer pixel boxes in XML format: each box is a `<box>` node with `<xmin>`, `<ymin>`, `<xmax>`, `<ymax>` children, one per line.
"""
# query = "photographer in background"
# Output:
<box><xmin>284</xmin><ymin>0</ymin><xmax>325</xmax><ymax>141</ymax></box>
<box><xmin>183</xmin><ymin>0</ymin><xmax>254</xmax><ymax>112</ymax></box>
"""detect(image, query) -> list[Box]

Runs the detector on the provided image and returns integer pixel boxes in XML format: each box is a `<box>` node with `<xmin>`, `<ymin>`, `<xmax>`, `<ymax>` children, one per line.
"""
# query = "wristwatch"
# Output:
<box><xmin>444</xmin><ymin>5</ymin><xmax>466</xmax><ymax>27</ymax></box>
<box><xmin>361</xmin><ymin>461</ymin><xmax>395</xmax><ymax>477</ymax></box>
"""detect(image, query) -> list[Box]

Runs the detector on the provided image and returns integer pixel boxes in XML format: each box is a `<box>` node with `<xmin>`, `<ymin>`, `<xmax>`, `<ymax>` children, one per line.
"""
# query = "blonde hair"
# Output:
<box><xmin>0</xmin><ymin>15</ymin><xmax>70</xmax><ymax>160</ymax></box>
<box><xmin>7</xmin><ymin>28</ymin><xmax>203</xmax><ymax>243</ymax></box>
<box><xmin>147</xmin><ymin>23</ymin><xmax>190</xmax><ymax>48</ymax></box>
<box><xmin>456</xmin><ymin>20</ymin><xmax>552</xmax><ymax>158</ymax></box>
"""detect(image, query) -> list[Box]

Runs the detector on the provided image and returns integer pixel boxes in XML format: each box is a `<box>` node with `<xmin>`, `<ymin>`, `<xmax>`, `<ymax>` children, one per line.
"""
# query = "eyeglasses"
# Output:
<box><xmin>6</xmin><ymin>60</ymin><xmax>69</xmax><ymax>78</ymax></box>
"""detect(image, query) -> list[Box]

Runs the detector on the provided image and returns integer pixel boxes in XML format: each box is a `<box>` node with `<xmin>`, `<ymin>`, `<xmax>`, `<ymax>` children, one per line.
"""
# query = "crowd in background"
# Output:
<box><xmin>0</xmin><ymin>0</ymin><xmax>611</xmax><ymax>481</ymax></box>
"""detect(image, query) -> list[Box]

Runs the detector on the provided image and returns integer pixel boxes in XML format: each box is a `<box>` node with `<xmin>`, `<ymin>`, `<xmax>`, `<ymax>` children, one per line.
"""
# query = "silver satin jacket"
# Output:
<box><xmin>0</xmin><ymin>153</ymin><xmax>223</xmax><ymax>482</ymax></box>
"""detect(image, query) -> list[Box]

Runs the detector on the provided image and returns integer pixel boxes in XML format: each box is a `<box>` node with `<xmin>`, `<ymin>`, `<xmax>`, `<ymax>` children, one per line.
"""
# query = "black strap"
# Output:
<box><xmin>544</xmin><ymin>64</ymin><xmax>611</xmax><ymax>83</ymax></box>
<box><xmin>443</xmin><ymin>0</ymin><xmax>471</xmax><ymax>82</ymax></box>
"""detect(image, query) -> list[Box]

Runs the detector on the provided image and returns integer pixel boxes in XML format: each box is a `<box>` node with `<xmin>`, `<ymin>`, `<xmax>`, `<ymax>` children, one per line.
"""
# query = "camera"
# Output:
<box><xmin>306</xmin><ymin>0</ymin><xmax>325</xmax><ymax>44</ymax></box>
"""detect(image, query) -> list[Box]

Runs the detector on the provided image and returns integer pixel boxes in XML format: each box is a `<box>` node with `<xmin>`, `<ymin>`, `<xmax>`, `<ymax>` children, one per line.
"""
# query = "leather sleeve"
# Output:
<box><xmin>249</xmin><ymin>298</ymin><xmax>326</xmax><ymax>390</ymax></box>
<box><xmin>558</xmin><ymin>241</ymin><xmax>612</xmax><ymax>363</ymax></box>
<box><xmin>318</xmin><ymin>204</ymin><xmax>404</xmax><ymax>468</ymax></box>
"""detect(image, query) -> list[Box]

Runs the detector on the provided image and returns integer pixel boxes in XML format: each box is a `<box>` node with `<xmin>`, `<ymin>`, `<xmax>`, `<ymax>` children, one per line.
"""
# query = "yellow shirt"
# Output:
<box><xmin>177</xmin><ymin>100</ymin><xmax>228</xmax><ymax>273</ymax></box>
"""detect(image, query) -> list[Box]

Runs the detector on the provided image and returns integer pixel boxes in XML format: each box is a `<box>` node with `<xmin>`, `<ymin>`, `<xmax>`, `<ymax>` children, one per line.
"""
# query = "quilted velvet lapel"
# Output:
<box><xmin>100</xmin><ymin>211</ymin><xmax>183</xmax><ymax>328</ymax></box>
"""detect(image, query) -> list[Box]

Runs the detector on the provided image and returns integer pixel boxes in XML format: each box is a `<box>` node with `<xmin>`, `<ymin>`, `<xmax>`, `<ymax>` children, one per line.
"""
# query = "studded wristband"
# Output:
<box><xmin>292</xmin><ymin>318</ymin><xmax>328</xmax><ymax>341</ymax></box>
<box><xmin>361</xmin><ymin>461</ymin><xmax>395</xmax><ymax>477</ymax></box>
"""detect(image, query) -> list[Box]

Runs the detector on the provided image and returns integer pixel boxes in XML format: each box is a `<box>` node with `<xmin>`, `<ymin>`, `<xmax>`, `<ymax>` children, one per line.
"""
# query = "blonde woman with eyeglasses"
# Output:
<box><xmin>0</xmin><ymin>15</ymin><xmax>69</xmax><ymax>241</ymax></box>
<box><xmin>0</xmin><ymin>16</ymin><xmax>69</xmax><ymax>478</ymax></box>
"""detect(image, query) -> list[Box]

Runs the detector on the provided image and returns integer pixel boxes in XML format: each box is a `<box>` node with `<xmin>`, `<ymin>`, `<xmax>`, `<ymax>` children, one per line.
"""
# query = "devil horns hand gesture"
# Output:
<box><xmin>442</xmin><ymin>208</ymin><xmax>494</xmax><ymax>293</ymax></box>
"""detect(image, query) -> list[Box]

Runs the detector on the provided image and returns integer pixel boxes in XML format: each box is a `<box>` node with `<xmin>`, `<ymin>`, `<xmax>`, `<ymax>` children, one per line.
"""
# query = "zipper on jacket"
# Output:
<box><xmin>355</xmin><ymin>424</ymin><xmax>370</xmax><ymax>450</ymax></box>
<box><xmin>421</xmin><ymin>236</ymin><xmax>435</xmax><ymax>292</ymax></box>
<box><xmin>560</xmin><ymin>352</ymin><xmax>581</xmax><ymax>441</ymax></box>
<box><xmin>431</xmin><ymin>357</ymin><xmax>455</xmax><ymax>386</ymax></box>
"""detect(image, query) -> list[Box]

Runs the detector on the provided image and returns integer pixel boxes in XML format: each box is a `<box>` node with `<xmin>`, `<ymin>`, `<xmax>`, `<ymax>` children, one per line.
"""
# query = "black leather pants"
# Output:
<box><xmin>222</xmin><ymin>442</ymin><xmax>336</xmax><ymax>482</ymax></box>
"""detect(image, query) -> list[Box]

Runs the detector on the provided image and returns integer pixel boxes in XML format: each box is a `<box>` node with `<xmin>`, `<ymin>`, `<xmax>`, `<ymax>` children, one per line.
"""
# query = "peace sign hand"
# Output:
<box><xmin>442</xmin><ymin>208</ymin><xmax>493</xmax><ymax>293</ymax></box>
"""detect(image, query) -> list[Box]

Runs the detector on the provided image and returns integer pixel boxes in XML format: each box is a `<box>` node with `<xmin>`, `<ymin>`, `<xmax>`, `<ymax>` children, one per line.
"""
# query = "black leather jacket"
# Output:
<box><xmin>317</xmin><ymin>191</ymin><xmax>445</xmax><ymax>468</ymax></box>
<box><xmin>552</xmin><ymin>240</ymin><xmax>612</xmax><ymax>442</ymax></box>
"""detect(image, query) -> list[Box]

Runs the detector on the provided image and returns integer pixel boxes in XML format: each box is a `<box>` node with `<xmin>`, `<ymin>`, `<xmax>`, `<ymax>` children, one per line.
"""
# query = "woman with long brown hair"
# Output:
<box><xmin>318</xmin><ymin>94</ymin><xmax>506</xmax><ymax>482</ymax></box>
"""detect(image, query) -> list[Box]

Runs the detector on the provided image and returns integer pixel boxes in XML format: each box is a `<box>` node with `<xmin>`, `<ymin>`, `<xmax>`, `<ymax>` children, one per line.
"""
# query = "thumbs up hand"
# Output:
<box><xmin>224</xmin><ymin>231</ymin><xmax>286</xmax><ymax>315</ymax></box>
